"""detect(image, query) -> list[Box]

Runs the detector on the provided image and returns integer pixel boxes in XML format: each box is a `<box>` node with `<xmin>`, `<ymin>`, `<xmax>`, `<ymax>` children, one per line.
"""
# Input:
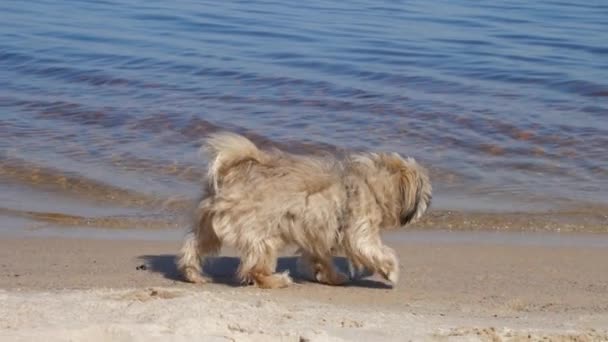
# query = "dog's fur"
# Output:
<box><xmin>176</xmin><ymin>132</ymin><xmax>431</xmax><ymax>289</ymax></box>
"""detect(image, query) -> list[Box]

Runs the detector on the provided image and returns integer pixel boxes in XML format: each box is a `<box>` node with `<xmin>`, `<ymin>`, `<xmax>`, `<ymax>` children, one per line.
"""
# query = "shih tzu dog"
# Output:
<box><xmin>177</xmin><ymin>132</ymin><xmax>431</xmax><ymax>288</ymax></box>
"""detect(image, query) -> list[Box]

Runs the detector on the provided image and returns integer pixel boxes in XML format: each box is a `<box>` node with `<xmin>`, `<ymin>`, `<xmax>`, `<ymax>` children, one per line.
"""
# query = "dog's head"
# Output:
<box><xmin>351</xmin><ymin>152</ymin><xmax>432</xmax><ymax>227</ymax></box>
<box><xmin>393</xmin><ymin>154</ymin><xmax>432</xmax><ymax>225</ymax></box>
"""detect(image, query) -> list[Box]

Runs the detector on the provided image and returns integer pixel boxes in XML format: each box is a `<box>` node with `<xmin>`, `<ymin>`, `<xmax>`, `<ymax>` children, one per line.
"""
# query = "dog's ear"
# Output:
<box><xmin>395</xmin><ymin>155</ymin><xmax>432</xmax><ymax>225</ymax></box>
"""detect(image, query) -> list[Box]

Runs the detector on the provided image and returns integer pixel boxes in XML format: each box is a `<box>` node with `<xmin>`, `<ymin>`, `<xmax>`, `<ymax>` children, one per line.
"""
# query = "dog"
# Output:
<box><xmin>176</xmin><ymin>132</ymin><xmax>431</xmax><ymax>289</ymax></box>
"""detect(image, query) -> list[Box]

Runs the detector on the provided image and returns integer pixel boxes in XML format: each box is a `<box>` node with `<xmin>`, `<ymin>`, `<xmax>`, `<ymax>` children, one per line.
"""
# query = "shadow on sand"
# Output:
<box><xmin>138</xmin><ymin>254</ymin><xmax>391</xmax><ymax>289</ymax></box>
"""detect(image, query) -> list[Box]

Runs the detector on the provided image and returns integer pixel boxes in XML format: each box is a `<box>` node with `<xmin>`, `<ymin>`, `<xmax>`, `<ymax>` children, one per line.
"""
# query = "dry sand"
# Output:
<box><xmin>1</xmin><ymin>234</ymin><xmax>607</xmax><ymax>341</ymax></box>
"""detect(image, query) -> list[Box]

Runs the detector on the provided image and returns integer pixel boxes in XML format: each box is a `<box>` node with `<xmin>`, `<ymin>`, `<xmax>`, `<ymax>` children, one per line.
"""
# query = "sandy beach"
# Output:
<box><xmin>1</xmin><ymin>233</ymin><xmax>607</xmax><ymax>341</ymax></box>
<box><xmin>3</xmin><ymin>0</ymin><xmax>608</xmax><ymax>340</ymax></box>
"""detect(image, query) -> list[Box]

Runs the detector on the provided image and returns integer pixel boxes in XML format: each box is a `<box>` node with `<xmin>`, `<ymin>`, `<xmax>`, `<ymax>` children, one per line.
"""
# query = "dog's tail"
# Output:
<box><xmin>203</xmin><ymin>132</ymin><xmax>267</xmax><ymax>191</ymax></box>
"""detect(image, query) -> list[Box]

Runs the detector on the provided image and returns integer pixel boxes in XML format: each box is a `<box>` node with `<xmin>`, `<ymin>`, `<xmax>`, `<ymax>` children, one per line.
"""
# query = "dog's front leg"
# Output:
<box><xmin>344</xmin><ymin>228</ymin><xmax>399</xmax><ymax>285</ymax></box>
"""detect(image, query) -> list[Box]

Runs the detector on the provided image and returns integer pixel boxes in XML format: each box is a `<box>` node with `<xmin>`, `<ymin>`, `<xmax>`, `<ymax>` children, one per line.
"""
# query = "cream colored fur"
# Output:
<box><xmin>176</xmin><ymin>132</ymin><xmax>432</xmax><ymax>289</ymax></box>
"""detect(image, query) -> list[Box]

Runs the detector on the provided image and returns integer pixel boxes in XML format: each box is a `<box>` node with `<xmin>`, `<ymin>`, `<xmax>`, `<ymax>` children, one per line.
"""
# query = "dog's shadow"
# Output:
<box><xmin>138</xmin><ymin>254</ymin><xmax>391</xmax><ymax>289</ymax></box>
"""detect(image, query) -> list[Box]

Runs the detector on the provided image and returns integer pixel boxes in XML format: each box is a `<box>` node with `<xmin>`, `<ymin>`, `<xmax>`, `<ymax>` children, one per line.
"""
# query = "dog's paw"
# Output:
<box><xmin>278</xmin><ymin>271</ymin><xmax>294</xmax><ymax>287</ymax></box>
<box><xmin>347</xmin><ymin>261</ymin><xmax>373</xmax><ymax>280</ymax></box>
<box><xmin>183</xmin><ymin>268</ymin><xmax>211</xmax><ymax>284</ymax></box>
<box><xmin>241</xmin><ymin>274</ymin><xmax>255</xmax><ymax>286</ymax></box>
<box><xmin>387</xmin><ymin>270</ymin><xmax>399</xmax><ymax>285</ymax></box>
<box><xmin>331</xmin><ymin>271</ymin><xmax>350</xmax><ymax>286</ymax></box>
<box><xmin>379</xmin><ymin>267</ymin><xmax>399</xmax><ymax>285</ymax></box>
<box><xmin>314</xmin><ymin>270</ymin><xmax>349</xmax><ymax>286</ymax></box>
<box><xmin>253</xmin><ymin>271</ymin><xmax>293</xmax><ymax>289</ymax></box>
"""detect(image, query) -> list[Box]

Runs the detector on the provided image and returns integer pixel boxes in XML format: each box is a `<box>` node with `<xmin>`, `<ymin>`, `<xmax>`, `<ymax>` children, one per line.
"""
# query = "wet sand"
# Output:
<box><xmin>1</xmin><ymin>234</ymin><xmax>607</xmax><ymax>341</ymax></box>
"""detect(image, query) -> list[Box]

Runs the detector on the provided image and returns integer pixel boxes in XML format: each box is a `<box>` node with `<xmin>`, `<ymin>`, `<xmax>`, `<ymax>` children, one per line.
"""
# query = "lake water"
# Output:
<box><xmin>1</xmin><ymin>0</ymin><xmax>607</xmax><ymax>233</ymax></box>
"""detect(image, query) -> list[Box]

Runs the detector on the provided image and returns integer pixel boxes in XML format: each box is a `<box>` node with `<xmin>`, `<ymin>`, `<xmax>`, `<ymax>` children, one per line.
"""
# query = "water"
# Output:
<box><xmin>1</xmin><ymin>0</ymin><xmax>607</xmax><ymax>233</ymax></box>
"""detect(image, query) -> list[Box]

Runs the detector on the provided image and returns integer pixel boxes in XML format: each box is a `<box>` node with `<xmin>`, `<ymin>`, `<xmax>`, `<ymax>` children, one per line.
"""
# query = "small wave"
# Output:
<box><xmin>0</xmin><ymin>207</ymin><xmax>177</xmax><ymax>230</ymax></box>
<box><xmin>0</xmin><ymin>157</ymin><xmax>193</xmax><ymax>211</ymax></box>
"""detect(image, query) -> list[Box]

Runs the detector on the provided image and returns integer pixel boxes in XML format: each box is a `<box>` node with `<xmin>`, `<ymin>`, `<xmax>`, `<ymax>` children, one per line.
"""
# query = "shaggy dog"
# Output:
<box><xmin>176</xmin><ymin>132</ymin><xmax>431</xmax><ymax>289</ymax></box>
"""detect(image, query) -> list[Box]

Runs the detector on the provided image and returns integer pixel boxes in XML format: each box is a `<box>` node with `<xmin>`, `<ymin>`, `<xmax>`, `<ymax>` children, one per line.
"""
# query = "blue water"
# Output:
<box><xmin>1</xmin><ymin>0</ymin><xmax>607</xmax><ymax>222</ymax></box>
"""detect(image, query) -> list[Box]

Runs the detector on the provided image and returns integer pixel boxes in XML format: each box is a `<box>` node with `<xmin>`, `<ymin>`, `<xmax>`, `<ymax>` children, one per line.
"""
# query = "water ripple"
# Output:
<box><xmin>0</xmin><ymin>0</ymin><xmax>607</xmax><ymax>218</ymax></box>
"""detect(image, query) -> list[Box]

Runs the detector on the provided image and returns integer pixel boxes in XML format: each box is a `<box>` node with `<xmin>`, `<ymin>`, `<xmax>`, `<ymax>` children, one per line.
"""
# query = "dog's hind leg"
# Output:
<box><xmin>238</xmin><ymin>240</ymin><xmax>292</xmax><ymax>289</ymax></box>
<box><xmin>298</xmin><ymin>251</ymin><xmax>348</xmax><ymax>286</ymax></box>
<box><xmin>176</xmin><ymin>233</ymin><xmax>210</xmax><ymax>283</ymax></box>
<box><xmin>176</xmin><ymin>204</ymin><xmax>221</xmax><ymax>284</ymax></box>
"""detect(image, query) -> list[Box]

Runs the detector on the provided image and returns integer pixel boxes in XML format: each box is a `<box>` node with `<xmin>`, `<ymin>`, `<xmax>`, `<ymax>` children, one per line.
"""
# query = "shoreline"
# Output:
<box><xmin>1</xmin><ymin>206</ymin><xmax>607</xmax><ymax>241</ymax></box>
<box><xmin>1</xmin><ymin>234</ymin><xmax>607</xmax><ymax>341</ymax></box>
